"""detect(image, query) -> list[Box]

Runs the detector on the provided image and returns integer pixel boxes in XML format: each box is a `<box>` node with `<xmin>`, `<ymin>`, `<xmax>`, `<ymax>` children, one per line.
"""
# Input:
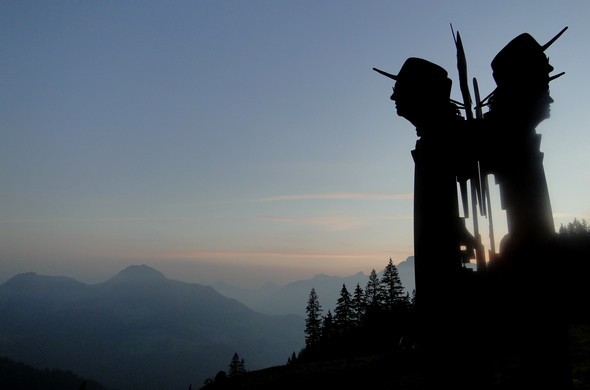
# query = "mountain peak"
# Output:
<box><xmin>107</xmin><ymin>264</ymin><xmax>166</xmax><ymax>284</ymax></box>
<box><xmin>3</xmin><ymin>272</ymin><xmax>83</xmax><ymax>289</ymax></box>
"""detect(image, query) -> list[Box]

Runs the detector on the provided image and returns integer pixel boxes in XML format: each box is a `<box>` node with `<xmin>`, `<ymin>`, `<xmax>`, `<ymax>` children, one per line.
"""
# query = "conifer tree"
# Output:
<box><xmin>401</xmin><ymin>291</ymin><xmax>412</xmax><ymax>312</ymax></box>
<box><xmin>228</xmin><ymin>352</ymin><xmax>246</xmax><ymax>377</ymax></box>
<box><xmin>287</xmin><ymin>351</ymin><xmax>297</xmax><ymax>365</ymax></box>
<box><xmin>304</xmin><ymin>288</ymin><xmax>323</xmax><ymax>346</ymax></box>
<box><xmin>365</xmin><ymin>269</ymin><xmax>383</xmax><ymax>308</ymax></box>
<box><xmin>381</xmin><ymin>258</ymin><xmax>405</xmax><ymax>311</ymax></box>
<box><xmin>350</xmin><ymin>282</ymin><xmax>366</xmax><ymax>326</ymax></box>
<box><xmin>334</xmin><ymin>284</ymin><xmax>352</xmax><ymax>333</ymax></box>
<box><xmin>407</xmin><ymin>289</ymin><xmax>417</xmax><ymax>315</ymax></box>
<box><xmin>321</xmin><ymin>310</ymin><xmax>334</xmax><ymax>340</ymax></box>
<box><xmin>559</xmin><ymin>218</ymin><xmax>590</xmax><ymax>238</ymax></box>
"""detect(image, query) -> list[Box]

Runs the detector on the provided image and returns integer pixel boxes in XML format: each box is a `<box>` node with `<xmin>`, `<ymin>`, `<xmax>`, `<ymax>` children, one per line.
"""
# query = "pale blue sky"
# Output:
<box><xmin>1</xmin><ymin>1</ymin><xmax>589</xmax><ymax>287</ymax></box>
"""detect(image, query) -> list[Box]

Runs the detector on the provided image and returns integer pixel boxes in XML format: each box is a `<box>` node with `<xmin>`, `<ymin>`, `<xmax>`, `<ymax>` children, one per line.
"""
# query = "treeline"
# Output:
<box><xmin>199</xmin><ymin>352</ymin><xmax>246</xmax><ymax>389</ymax></box>
<box><xmin>289</xmin><ymin>218</ymin><xmax>590</xmax><ymax>363</ymax></box>
<box><xmin>557</xmin><ymin>218</ymin><xmax>590</xmax><ymax>324</ymax></box>
<box><xmin>292</xmin><ymin>258</ymin><xmax>416</xmax><ymax>363</ymax></box>
<box><xmin>199</xmin><ymin>219</ymin><xmax>590</xmax><ymax>388</ymax></box>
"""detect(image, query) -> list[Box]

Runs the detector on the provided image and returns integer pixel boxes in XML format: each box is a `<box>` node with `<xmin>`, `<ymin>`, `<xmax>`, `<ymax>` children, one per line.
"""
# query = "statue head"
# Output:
<box><xmin>489</xmin><ymin>29</ymin><xmax>566</xmax><ymax>127</ymax></box>
<box><xmin>374</xmin><ymin>57</ymin><xmax>453</xmax><ymax>130</ymax></box>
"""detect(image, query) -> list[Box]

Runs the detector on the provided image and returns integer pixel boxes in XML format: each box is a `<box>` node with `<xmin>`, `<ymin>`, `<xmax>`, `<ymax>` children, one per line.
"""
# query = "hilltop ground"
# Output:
<box><xmin>201</xmin><ymin>323</ymin><xmax>590</xmax><ymax>390</ymax></box>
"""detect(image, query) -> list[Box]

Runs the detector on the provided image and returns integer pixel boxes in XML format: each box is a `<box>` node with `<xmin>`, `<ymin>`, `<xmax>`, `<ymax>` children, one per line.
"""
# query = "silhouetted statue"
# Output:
<box><xmin>374</xmin><ymin>58</ymin><xmax>467</xmax><ymax>309</ymax></box>
<box><xmin>374</xmin><ymin>58</ymin><xmax>481</xmax><ymax>388</ymax></box>
<box><xmin>374</xmin><ymin>27</ymin><xmax>572</xmax><ymax>389</ymax></box>
<box><xmin>484</xmin><ymin>30</ymin><xmax>565</xmax><ymax>257</ymax></box>
<box><xmin>480</xmin><ymin>28</ymin><xmax>572</xmax><ymax>389</ymax></box>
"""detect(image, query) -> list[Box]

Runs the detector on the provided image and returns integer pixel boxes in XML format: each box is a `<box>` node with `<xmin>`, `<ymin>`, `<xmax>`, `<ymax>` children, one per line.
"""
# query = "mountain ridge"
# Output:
<box><xmin>0</xmin><ymin>264</ymin><xmax>304</xmax><ymax>390</ymax></box>
<box><xmin>212</xmin><ymin>256</ymin><xmax>416</xmax><ymax>316</ymax></box>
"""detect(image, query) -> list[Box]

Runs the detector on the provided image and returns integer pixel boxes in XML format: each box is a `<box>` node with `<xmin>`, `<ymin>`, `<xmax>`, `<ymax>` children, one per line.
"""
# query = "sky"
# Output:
<box><xmin>1</xmin><ymin>1</ymin><xmax>589</xmax><ymax>288</ymax></box>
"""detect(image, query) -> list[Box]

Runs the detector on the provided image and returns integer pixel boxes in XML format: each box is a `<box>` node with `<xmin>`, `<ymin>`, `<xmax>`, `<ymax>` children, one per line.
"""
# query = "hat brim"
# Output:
<box><xmin>373</xmin><ymin>67</ymin><xmax>398</xmax><ymax>80</ymax></box>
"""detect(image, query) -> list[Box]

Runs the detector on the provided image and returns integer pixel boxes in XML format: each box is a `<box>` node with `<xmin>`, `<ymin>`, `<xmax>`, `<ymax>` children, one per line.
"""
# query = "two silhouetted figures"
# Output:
<box><xmin>375</xmin><ymin>27</ymin><xmax>572</xmax><ymax>389</ymax></box>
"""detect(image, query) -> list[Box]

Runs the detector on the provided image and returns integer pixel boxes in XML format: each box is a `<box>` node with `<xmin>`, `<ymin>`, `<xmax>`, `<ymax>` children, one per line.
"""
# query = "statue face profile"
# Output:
<box><xmin>374</xmin><ymin>58</ymin><xmax>452</xmax><ymax>130</ymax></box>
<box><xmin>490</xmin><ymin>33</ymin><xmax>562</xmax><ymax>127</ymax></box>
<box><xmin>530</xmin><ymin>89</ymin><xmax>554</xmax><ymax>124</ymax></box>
<box><xmin>390</xmin><ymin>79</ymin><xmax>423</xmax><ymax>125</ymax></box>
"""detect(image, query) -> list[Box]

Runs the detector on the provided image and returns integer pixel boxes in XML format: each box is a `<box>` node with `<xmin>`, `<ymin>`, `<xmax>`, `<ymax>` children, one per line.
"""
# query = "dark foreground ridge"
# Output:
<box><xmin>200</xmin><ymin>352</ymin><xmax>423</xmax><ymax>390</ymax></box>
<box><xmin>201</xmin><ymin>323</ymin><xmax>590</xmax><ymax>390</ymax></box>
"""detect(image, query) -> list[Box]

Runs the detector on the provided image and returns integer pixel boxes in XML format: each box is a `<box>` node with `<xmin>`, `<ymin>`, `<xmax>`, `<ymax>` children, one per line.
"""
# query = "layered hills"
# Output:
<box><xmin>0</xmin><ymin>265</ymin><xmax>304</xmax><ymax>389</ymax></box>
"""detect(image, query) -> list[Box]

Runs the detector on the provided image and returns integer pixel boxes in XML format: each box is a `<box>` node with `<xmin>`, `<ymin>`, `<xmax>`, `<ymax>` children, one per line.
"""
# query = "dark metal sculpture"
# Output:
<box><xmin>373</xmin><ymin>57</ymin><xmax>470</xmax><ymax>300</ymax></box>
<box><xmin>374</xmin><ymin>26</ymin><xmax>571</xmax><ymax>388</ymax></box>
<box><xmin>485</xmin><ymin>29</ymin><xmax>566</xmax><ymax>255</ymax></box>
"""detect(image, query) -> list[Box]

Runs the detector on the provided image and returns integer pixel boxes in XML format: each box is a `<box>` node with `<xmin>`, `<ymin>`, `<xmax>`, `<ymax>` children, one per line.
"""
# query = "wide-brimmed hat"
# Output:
<box><xmin>491</xmin><ymin>27</ymin><xmax>567</xmax><ymax>89</ymax></box>
<box><xmin>373</xmin><ymin>57</ymin><xmax>449</xmax><ymax>85</ymax></box>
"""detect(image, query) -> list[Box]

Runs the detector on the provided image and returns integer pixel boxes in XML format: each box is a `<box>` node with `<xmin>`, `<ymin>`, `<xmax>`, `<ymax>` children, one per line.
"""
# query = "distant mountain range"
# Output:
<box><xmin>0</xmin><ymin>265</ymin><xmax>304</xmax><ymax>390</ymax></box>
<box><xmin>212</xmin><ymin>256</ymin><xmax>417</xmax><ymax>316</ymax></box>
<box><xmin>0</xmin><ymin>259</ymin><xmax>421</xmax><ymax>389</ymax></box>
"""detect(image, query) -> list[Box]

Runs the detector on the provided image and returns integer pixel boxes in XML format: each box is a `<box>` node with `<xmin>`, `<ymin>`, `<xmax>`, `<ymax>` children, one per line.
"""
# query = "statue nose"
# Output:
<box><xmin>390</xmin><ymin>87</ymin><xmax>397</xmax><ymax>101</ymax></box>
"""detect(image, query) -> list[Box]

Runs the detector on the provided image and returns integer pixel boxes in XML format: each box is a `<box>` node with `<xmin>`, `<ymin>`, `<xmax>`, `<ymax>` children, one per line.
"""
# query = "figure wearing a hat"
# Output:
<box><xmin>374</xmin><ymin>57</ymin><xmax>481</xmax><ymax>388</ymax></box>
<box><xmin>482</xmin><ymin>28</ymin><xmax>572</xmax><ymax>389</ymax></box>
<box><xmin>374</xmin><ymin>57</ymin><xmax>460</xmax><ymax>136</ymax></box>
<box><xmin>484</xmin><ymin>29</ymin><xmax>566</xmax><ymax>254</ymax></box>
<box><xmin>374</xmin><ymin>58</ymin><xmax>468</xmax><ymax>298</ymax></box>
<box><xmin>488</xmin><ymin>31</ymin><xmax>564</xmax><ymax>129</ymax></box>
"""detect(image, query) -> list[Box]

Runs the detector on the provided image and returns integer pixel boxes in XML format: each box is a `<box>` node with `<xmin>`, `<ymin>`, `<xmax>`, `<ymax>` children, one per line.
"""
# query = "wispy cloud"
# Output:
<box><xmin>0</xmin><ymin>216</ymin><xmax>210</xmax><ymax>224</ymax></box>
<box><xmin>257</xmin><ymin>192</ymin><xmax>413</xmax><ymax>202</ymax></box>
<box><xmin>129</xmin><ymin>250</ymin><xmax>397</xmax><ymax>261</ymax></box>
<box><xmin>253</xmin><ymin>214</ymin><xmax>411</xmax><ymax>231</ymax></box>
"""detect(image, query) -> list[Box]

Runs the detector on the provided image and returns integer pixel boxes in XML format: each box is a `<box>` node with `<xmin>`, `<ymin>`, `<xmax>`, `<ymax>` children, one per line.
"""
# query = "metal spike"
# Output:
<box><xmin>549</xmin><ymin>71</ymin><xmax>565</xmax><ymax>81</ymax></box>
<box><xmin>479</xmin><ymin>90</ymin><xmax>495</xmax><ymax>106</ymax></box>
<box><xmin>372</xmin><ymin>67</ymin><xmax>397</xmax><ymax>80</ymax></box>
<box><xmin>542</xmin><ymin>26</ymin><xmax>568</xmax><ymax>51</ymax></box>
<box><xmin>450</xmin><ymin>98</ymin><xmax>466</xmax><ymax>108</ymax></box>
